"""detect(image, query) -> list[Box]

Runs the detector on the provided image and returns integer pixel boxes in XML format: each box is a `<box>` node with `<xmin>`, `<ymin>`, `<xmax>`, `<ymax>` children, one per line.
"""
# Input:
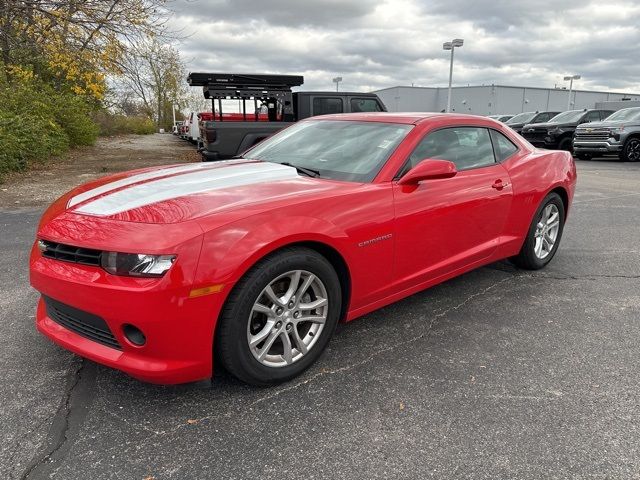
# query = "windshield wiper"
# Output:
<box><xmin>279</xmin><ymin>162</ymin><xmax>321</xmax><ymax>178</ymax></box>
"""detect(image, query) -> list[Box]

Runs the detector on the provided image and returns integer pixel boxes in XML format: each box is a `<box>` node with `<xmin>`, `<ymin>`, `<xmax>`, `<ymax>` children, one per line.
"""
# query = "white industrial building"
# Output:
<box><xmin>373</xmin><ymin>85</ymin><xmax>640</xmax><ymax>116</ymax></box>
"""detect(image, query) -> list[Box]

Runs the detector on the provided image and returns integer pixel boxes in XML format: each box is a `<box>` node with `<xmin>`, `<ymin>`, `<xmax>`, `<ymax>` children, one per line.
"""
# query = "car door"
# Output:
<box><xmin>392</xmin><ymin>126</ymin><xmax>513</xmax><ymax>289</ymax></box>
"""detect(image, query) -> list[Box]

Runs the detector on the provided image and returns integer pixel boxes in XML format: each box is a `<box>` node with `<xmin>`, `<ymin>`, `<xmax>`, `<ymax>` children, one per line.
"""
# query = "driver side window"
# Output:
<box><xmin>405</xmin><ymin>127</ymin><xmax>496</xmax><ymax>173</ymax></box>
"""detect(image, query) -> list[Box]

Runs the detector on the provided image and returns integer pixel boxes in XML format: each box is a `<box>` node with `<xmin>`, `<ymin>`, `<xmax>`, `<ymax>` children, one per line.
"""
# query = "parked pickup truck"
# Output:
<box><xmin>573</xmin><ymin>107</ymin><xmax>640</xmax><ymax>161</ymax></box>
<box><xmin>187</xmin><ymin>73</ymin><xmax>387</xmax><ymax>161</ymax></box>
<box><xmin>505</xmin><ymin>111</ymin><xmax>560</xmax><ymax>134</ymax></box>
<box><xmin>521</xmin><ymin>109</ymin><xmax>614</xmax><ymax>151</ymax></box>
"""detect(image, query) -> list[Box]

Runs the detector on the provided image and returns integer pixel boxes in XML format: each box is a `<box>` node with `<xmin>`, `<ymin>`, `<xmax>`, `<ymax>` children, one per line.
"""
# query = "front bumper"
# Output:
<box><xmin>573</xmin><ymin>140</ymin><xmax>623</xmax><ymax>154</ymax></box>
<box><xmin>527</xmin><ymin>138</ymin><xmax>558</xmax><ymax>148</ymax></box>
<box><xmin>30</xmin><ymin>242</ymin><xmax>226</xmax><ymax>384</ymax></box>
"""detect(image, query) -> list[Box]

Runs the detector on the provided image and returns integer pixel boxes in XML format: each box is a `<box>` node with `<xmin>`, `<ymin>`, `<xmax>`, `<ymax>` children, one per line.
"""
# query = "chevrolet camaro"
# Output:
<box><xmin>30</xmin><ymin>113</ymin><xmax>577</xmax><ymax>386</ymax></box>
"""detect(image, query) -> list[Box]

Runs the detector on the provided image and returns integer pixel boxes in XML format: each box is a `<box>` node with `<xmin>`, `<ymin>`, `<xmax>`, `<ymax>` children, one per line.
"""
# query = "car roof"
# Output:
<box><xmin>309</xmin><ymin>112</ymin><xmax>500</xmax><ymax>125</ymax></box>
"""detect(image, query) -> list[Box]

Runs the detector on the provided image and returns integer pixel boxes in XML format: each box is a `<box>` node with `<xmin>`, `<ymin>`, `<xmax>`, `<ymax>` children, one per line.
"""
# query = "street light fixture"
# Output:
<box><xmin>333</xmin><ymin>76</ymin><xmax>343</xmax><ymax>92</ymax></box>
<box><xmin>564</xmin><ymin>74</ymin><xmax>581</xmax><ymax>110</ymax></box>
<box><xmin>443</xmin><ymin>38</ymin><xmax>464</xmax><ymax>112</ymax></box>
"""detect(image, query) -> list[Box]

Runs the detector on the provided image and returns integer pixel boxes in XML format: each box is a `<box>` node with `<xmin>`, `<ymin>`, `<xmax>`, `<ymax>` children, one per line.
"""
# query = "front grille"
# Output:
<box><xmin>574</xmin><ymin>130</ymin><xmax>610</xmax><ymax>142</ymax></box>
<box><xmin>39</xmin><ymin>240</ymin><xmax>102</xmax><ymax>267</ymax></box>
<box><xmin>522</xmin><ymin>128</ymin><xmax>548</xmax><ymax>142</ymax></box>
<box><xmin>44</xmin><ymin>296</ymin><xmax>122</xmax><ymax>350</ymax></box>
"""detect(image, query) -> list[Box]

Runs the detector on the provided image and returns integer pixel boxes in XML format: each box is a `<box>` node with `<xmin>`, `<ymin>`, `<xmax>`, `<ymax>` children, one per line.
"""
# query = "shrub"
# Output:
<box><xmin>92</xmin><ymin>110</ymin><xmax>156</xmax><ymax>136</ymax></box>
<box><xmin>0</xmin><ymin>72</ymin><xmax>100</xmax><ymax>178</ymax></box>
<box><xmin>0</xmin><ymin>109</ymin><xmax>69</xmax><ymax>174</ymax></box>
<box><xmin>50</xmin><ymin>93</ymin><xmax>100</xmax><ymax>146</ymax></box>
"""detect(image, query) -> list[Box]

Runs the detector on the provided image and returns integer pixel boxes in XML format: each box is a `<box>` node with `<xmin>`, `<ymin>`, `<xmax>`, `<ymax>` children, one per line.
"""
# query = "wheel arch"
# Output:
<box><xmin>211</xmin><ymin>239</ymin><xmax>353</xmax><ymax>375</ymax></box>
<box><xmin>549</xmin><ymin>186</ymin><xmax>569</xmax><ymax>219</ymax></box>
<box><xmin>241</xmin><ymin>240</ymin><xmax>351</xmax><ymax>322</ymax></box>
<box><xmin>624</xmin><ymin>132</ymin><xmax>640</xmax><ymax>142</ymax></box>
<box><xmin>623</xmin><ymin>133</ymin><xmax>640</xmax><ymax>148</ymax></box>
<box><xmin>215</xmin><ymin>237</ymin><xmax>353</xmax><ymax>330</ymax></box>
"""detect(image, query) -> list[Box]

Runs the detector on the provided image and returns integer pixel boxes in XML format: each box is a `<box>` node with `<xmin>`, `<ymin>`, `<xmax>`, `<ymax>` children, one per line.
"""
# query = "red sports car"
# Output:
<box><xmin>30</xmin><ymin>113</ymin><xmax>576</xmax><ymax>385</ymax></box>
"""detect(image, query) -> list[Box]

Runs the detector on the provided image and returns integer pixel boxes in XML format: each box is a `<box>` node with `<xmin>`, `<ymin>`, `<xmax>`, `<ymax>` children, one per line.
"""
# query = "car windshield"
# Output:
<box><xmin>506</xmin><ymin>112</ymin><xmax>537</xmax><ymax>124</ymax></box>
<box><xmin>548</xmin><ymin>110</ymin><xmax>584</xmax><ymax>123</ymax></box>
<box><xmin>244</xmin><ymin>120</ymin><xmax>412</xmax><ymax>182</ymax></box>
<box><xmin>605</xmin><ymin>108</ymin><xmax>640</xmax><ymax>121</ymax></box>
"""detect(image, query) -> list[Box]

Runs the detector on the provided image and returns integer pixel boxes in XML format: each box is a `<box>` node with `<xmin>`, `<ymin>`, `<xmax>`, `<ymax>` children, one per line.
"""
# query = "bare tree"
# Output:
<box><xmin>116</xmin><ymin>38</ymin><xmax>187</xmax><ymax>129</ymax></box>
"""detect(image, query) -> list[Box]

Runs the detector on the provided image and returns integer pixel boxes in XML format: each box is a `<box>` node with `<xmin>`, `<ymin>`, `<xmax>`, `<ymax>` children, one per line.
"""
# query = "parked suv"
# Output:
<box><xmin>573</xmin><ymin>107</ymin><xmax>640</xmax><ymax>161</ymax></box>
<box><xmin>506</xmin><ymin>111</ymin><xmax>560</xmax><ymax>134</ymax></box>
<box><xmin>521</xmin><ymin>109</ymin><xmax>614</xmax><ymax>151</ymax></box>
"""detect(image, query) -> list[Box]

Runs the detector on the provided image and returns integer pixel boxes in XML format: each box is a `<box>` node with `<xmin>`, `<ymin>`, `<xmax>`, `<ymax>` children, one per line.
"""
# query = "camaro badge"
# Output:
<box><xmin>358</xmin><ymin>234</ymin><xmax>393</xmax><ymax>247</ymax></box>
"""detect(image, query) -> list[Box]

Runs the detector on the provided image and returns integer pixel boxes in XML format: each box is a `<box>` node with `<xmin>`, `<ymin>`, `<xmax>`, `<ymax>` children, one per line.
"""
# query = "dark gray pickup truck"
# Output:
<box><xmin>573</xmin><ymin>107</ymin><xmax>640</xmax><ymax>161</ymax></box>
<box><xmin>187</xmin><ymin>73</ymin><xmax>386</xmax><ymax>161</ymax></box>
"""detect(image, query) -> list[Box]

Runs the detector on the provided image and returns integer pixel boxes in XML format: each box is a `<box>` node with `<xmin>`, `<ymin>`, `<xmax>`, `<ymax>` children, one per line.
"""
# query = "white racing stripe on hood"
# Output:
<box><xmin>74</xmin><ymin>162</ymin><xmax>298</xmax><ymax>216</ymax></box>
<box><xmin>67</xmin><ymin>162</ymin><xmax>222</xmax><ymax>208</ymax></box>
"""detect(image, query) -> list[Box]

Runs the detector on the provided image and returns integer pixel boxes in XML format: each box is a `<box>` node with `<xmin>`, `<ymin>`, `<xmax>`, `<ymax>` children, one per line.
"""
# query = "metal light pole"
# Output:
<box><xmin>443</xmin><ymin>38</ymin><xmax>464</xmax><ymax>112</ymax></box>
<box><xmin>564</xmin><ymin>74</ymin><xmax>581</xmax><ymax>110</ymax></box>
<box><xmin>333</xmin><ymin>76</ymin><xmax>343</xmax><ymax>92</ymax></box>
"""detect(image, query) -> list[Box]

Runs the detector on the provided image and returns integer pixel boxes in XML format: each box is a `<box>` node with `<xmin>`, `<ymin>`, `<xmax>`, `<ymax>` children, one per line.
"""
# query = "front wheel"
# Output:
<box><xmin>621</xmin><ymin>137</ymin><xmax>640</xmax><ymax>162</ymax></box>
<box><xmin>558</xmin><ymin>137</ymin><xmax>573</xmax><ymax>152</ymax></box>
<box><xmin>510</xmin><ymin>193</ymin><xmax>565</xmax><ymax>270</ymax></box>
<box><xmin>216</xmin><ymin>248</ymin><xmax>341</xmax><ymax>386</ymax></box>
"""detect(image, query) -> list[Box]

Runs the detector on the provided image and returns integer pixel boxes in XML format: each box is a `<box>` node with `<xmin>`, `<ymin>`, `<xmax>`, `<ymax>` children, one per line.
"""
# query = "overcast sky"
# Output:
<box><xmin>169</xmin><ymin>0</ymin><xmax>640</xmax><ymax>94</ymax></box>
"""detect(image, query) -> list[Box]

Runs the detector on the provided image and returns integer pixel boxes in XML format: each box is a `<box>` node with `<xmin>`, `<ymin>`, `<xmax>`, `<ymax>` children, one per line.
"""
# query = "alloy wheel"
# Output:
<box><xmin>533</xmin><ymin>203</ymin><xmax>560</xmax><ymax>259</ymax></box>
<box><xmin>626</xmin><ymin>139</ymin><xmax>640</xmax><ymax>162</ymax></box>
<box><xmin>247</xmin><ymin>270</ymin><xmax>328</xmax><ymax>368</ymax></box>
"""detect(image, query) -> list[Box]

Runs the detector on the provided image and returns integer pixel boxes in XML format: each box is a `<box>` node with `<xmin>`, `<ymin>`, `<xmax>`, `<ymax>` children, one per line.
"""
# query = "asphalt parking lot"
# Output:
<box><xmin>1</xmin><ymin>155</ymin><xmax>639</xmax><ymax>479</ymax></box>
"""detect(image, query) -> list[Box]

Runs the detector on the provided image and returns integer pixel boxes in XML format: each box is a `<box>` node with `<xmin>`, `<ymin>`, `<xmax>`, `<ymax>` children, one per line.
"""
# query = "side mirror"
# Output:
<box><xmin>398</xmin><ymin>159</ymin><xmax>457</xmax><ymax>185</ymax></box>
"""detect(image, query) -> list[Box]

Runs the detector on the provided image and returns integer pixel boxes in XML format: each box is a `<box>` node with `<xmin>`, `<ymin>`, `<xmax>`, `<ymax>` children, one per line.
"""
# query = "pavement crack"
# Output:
<box><xmin>20</xmin><ymin>360</ymin><xmax>97</xmax><ymax>480</ymax></box>
<box><xmin>163</xmin><ymin>275</ymin><xmax>515</xmax><ymax>432</ymax></box>
<box><xmin>527</xmin><ymin>273</ymin><xmax>640</xmax><ymax>281</ymax></box>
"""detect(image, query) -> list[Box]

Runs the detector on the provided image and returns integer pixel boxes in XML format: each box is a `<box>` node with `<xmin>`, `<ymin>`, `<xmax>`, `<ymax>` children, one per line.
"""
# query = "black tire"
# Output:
<box><xmin>216</xmin><ymin>247</ymin><xmax>342</xmax><ymax>386</ymax></box>
<box><xmin>621</xmin><ymin>137</ymin><xmax>640</xmax><ymax>162</ymax></box>
<box><xmin>510</xmin><ymin>192</ymin><xmax>565</xmax><ymax>270</ymax></box>
<box><xmin>558</xmin><ymin>137</ymin><xmax>573</xmax><ymax>152</ymax></box>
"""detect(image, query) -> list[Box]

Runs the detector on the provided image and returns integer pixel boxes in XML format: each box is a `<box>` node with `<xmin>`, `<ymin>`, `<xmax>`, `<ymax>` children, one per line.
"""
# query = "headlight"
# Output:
<box><xmin>101</xmin><ymin>252</ymin><xmax>176</xmax><ymax>277</ymax></box>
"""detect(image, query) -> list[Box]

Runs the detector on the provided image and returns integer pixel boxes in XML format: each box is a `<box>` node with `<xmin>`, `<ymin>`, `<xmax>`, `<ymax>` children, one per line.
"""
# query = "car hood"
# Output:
<box><xmin>56</xmin><ymin>160</ymin><xmax>354</xmax><ymax>224</ymax></box>
<box><xmin>524</xmin><ymin>122</ymin><xmax>575</xmax><ymax>130</ymax></box>
<box><xmin>576</xmin><ymin>119</ymin><xmax>636</xmax><ymax>129</ymax></box>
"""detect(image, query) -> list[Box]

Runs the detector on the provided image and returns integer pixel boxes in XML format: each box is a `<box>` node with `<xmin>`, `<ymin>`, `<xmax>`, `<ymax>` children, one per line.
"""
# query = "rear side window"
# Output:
<box><xmin>312</xmin><ymin>97</ymin><xmax>344</xmax><ymax>116</ymax></box>
<box><xmin>350</xmin><ymin>98</ymin><xmax>382</xmax><ymax>112</ymax></box>
<box><xmin>407</xmin><ymin>127</ymin><xmax>496</xmax><ymax>171</ymax></box>
<box><xmin>490</xmin><ymin>130</ymin><xmax>519</xmax><ymax>161</ymax></box>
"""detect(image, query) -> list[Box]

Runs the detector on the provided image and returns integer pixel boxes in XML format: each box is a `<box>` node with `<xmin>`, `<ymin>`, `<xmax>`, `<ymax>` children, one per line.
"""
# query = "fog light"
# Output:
<box><xmin>123</xmin><ymin>324</ymin><xmax>146</xmax><ymax>346</ymax></box>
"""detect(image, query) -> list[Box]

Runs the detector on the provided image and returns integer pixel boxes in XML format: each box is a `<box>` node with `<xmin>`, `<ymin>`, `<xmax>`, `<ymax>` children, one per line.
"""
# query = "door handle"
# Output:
<box><xmin>491</xmin><ymin>179</ymin><xmax>509</xmax><ymax>190</ymax></box>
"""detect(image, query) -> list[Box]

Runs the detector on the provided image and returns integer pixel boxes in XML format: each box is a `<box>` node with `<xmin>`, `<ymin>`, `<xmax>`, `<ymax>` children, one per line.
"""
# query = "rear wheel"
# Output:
<box><xmin>621</xmin><ymin>137</ymin><xmax>640</xmax><ymax>162</ymax></box>
<box><xmin>510</xmin><ymin>193</ymin><xmax>565</xmax><ymax>270</ymax></box>
<box><xmin>216</xmin><ymin>248</ymin><xmax>341</xmax><ymax>385</ymax></box>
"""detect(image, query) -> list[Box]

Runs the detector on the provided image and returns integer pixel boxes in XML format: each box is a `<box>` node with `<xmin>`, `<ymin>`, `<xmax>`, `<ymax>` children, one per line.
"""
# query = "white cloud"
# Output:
<box><xmin>168</xmin><ymin>0</ymin><xmax>640</xmax><ymax>94</ymax></box>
